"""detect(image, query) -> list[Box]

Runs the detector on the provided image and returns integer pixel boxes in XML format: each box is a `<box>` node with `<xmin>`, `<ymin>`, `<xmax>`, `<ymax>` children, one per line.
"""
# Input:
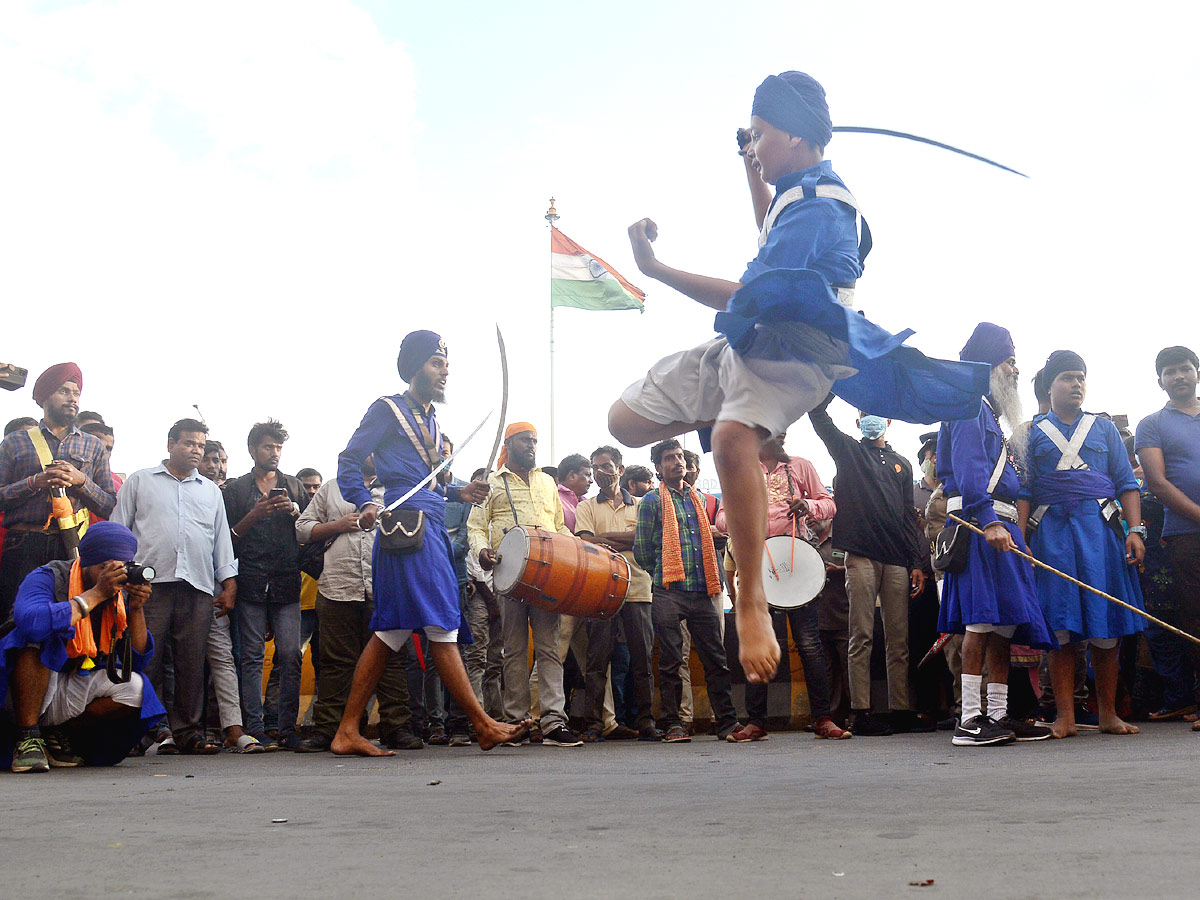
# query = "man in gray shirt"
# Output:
<box><xmin>112</xmin><ymin>418</ymin><xmax>237</xmax><ymax>755</ymax></box>
<box><xmin>293</xmin><ymin>455</ymin><xmax>417</xmax><ymax>752</ymax></box>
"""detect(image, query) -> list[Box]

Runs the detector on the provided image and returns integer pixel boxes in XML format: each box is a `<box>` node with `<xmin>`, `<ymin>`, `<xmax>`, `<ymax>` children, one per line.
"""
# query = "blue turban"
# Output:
<box><xmin>79</xmin><ymin>521</ymin><xmax>138</xmax><ymax>567</ymax></box>
<box><xmin>396</xmin><ymin>330</ymin><xmax>447</xmax><ymax>383</ymax></box>
<box><xmin>1043</xmin><ymin>350</ymin><xmax>1087</xmax><ymax>388</ymax></box>
<box><xmin>751</xmin><ymin>72</ymin><xmax>833</xmax><ymax>147</ymax></box>
<box><xmin>959</xmin><ymin>322</ymin><xmax>1015</xmax><ymax>367</ymax></box>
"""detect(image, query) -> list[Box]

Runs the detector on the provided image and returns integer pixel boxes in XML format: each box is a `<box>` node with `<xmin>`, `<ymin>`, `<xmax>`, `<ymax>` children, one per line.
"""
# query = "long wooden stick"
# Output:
<box><xmin>947</xmin><ymin>513</ymin><xmax>1200</xmax><ymax>647</ymax></box>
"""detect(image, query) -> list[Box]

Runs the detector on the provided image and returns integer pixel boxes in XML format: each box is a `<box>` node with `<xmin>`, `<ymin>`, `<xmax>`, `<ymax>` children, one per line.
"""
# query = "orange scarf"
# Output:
<box><xmin>65</xmin><ymin>560</ymin><xmax>127</xmax><ymax>661</ymax></box>
<box><xmin>659</xmin><ymin>483</ymin><xmax>722</xmax><ymax>596</ymax></box>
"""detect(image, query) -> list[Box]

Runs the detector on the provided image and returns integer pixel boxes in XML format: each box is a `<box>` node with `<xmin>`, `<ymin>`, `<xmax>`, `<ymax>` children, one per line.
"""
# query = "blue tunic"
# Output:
<box><xmin>337</xmin><ymin>395</ymin><xmax>469</xmax><ymax>636</ymax></box>
<box><xmin>1</xmin><ymin>565</ymin><xmax>166</xmax><ymax>767</ymax></box>
<box><xmin>1020</xmin><ymin>411</ymin><xmax>1144</xmax><ymax>641</ymax></box>
<box><xmin>713</xmin><ymin>162</ymin><xmax>990</xmax><ymax>425</ymax></box>
<box><xmin>935</xmin><ymin>401</ymin><xmax>1056</xmax><ymax>648</ymax></box>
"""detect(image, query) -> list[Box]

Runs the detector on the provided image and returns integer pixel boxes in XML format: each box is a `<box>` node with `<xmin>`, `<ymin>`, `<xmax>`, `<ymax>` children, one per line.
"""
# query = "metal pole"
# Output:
<box><xmin>545</xmin><ymin>198</ymin><xmax>560</xmax><ymax>467</ymax></box>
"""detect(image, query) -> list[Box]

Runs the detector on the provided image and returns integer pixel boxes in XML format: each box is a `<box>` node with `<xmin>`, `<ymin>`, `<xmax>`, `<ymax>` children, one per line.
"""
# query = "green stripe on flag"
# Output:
<box><xmin>551</xmin><ymin>277</ymin><xmax>643</xmax><ymax>312</ymax></box>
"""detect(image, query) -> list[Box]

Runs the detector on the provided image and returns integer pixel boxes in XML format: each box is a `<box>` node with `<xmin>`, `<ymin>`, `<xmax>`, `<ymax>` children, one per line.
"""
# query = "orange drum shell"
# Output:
<box><xmin>505</xmin><ymin>526</ymin><xmax>629</xmax><ymax>619</ymax></box>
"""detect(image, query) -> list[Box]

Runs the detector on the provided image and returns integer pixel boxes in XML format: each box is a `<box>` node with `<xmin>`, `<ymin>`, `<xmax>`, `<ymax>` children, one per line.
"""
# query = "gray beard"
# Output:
<box><xmin>989</xmin><ymin>368</ymin><xmax>1026</xmax><ymax>461</ymax></box>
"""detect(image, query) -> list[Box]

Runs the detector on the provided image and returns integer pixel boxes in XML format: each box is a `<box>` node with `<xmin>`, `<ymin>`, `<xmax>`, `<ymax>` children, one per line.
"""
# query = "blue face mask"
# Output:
<box><xmin>859</xmin><ymin>415</ymin><xmax>887</xmax><ymax>440</ymax></box>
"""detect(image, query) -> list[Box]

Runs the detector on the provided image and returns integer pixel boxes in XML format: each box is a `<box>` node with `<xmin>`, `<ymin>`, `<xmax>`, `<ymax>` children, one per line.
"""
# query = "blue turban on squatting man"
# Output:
<box><xmin>751</xmin><ymin>71</ymin><xmax>833</xmax><ymax>147</ymax></box>
<box><xmin>1042</xmin><ymin>350</ymin><xmax>1087</xmax><ymax>388</ymax></box>
<box><xmin>959</xmin><ymin>322</ymin><xmax>1015</xmax><ymax>367</ymax></box>
<box><xmin>79</xmin><ymin>521</ymin><xmax>138</xmax><ymax>568</ymax></box>
<box><xmin>396</xmin><ymin>331</ymin><xmax>447</xmax><ymax>383</ymax></box>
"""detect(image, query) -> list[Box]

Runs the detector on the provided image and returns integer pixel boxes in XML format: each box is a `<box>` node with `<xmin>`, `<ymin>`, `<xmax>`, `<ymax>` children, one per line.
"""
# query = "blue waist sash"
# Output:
<box><xmin>714</xmin><ymin>268</ymin><xmax>990</xmax><ymax>424</ymax></box>
<box><xmin>1033</xmin><ymin>469</ymin><xmax>1116</xmax><ymax>509</ymax></box>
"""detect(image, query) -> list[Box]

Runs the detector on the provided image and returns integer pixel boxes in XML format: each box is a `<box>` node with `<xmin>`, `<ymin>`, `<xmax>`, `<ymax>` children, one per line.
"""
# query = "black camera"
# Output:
<box><xmin>124</xmin><ymin>562</ymin><xmax>156</xmax><ymax>585</ymax></box>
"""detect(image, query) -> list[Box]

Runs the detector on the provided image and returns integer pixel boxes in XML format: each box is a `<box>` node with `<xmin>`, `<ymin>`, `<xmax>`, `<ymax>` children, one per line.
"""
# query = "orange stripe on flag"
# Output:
<box><xmin>550</xmin><ymin>226</ymin><xmax>645</xmax><ymax>302</ymax></box>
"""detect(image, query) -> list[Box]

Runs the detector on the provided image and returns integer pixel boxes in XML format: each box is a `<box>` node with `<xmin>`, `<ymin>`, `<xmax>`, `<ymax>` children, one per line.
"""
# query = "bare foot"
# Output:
<box><xmin>331</xmin><ymin>728</ymin><xmax>396</xmax><ymax>757</ymax></box>
<box><xmin>476</xmin><ymin>718</ymin><xmax>532</xmax><ymax>752</ymax></box>
<box><xmin>1099</xmin><ymin>716</ymin><xmax>1139</xmax><ymax>735</ymax></box>
<box><xmin>735</xmin><ymin>593</ymin><xmax>781</xmax><ymax>684</ymax></box>
<box><xmin>1050</xmin><ymin>717</ymin><xmax>1078</xmax><ymax>739</ymax></box>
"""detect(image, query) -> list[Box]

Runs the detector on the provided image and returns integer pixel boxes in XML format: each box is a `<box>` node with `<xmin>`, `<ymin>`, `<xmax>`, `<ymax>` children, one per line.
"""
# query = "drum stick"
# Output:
<box><xmin>947</xmin><ymin>513</ymin><xmax>1200</xmax><ymax>647</ymax></box>
<box><xmin>764</xmin><ymin>542</ymin><xmax>781</xmax><ymax>581</ymax></box>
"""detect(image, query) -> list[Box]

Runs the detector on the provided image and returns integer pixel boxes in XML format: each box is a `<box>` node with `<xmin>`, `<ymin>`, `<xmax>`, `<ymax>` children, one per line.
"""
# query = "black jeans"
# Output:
<box><xmin>0</xmin><ymin>530</ymin><xmax>68</xmax><ymax>621</ymax></box>
<box><xmin>744</xmin><ymin>603</ymin><xmax>831</xmax><ymax>726</ymax></box>
<box><xmin>141</xmin><ymin>581</ymin><xmax>214</xmax><ymax>748</ymax></box>
<box><xmin>585</xmin><ymin>602</ymin><xmax>654</xmax><ymax>732</ymax></box>
<box><xmin>651</xmin><ymin>587</ymin><xmax>738</xmax><ymax>735</ymax></box>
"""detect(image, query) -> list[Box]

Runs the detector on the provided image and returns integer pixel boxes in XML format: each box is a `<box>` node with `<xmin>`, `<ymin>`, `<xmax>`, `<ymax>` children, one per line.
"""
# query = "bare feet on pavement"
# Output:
<box><xmin>735</xmin><ymin>594</ymin><xmax>780</xmax><ymax>684</ymax></box>
<box><xmin>1099</xmin><ymin>716</ymin><xmax>1139</xmax><ymax>735</ymax></box>
<box><xmin>331</xmin><ymin>729</ymin><xmax>396</xmax><ymax>757</ymax></box>
<box><xmin>1050</xmin><ymin>718</ymin><xmax>1078</xmax><ymax>739</ymax></box>
<box><xmin>476</xmin><ymin>718</ymin><xmax>532</xmax><ymax>752</ymax></box>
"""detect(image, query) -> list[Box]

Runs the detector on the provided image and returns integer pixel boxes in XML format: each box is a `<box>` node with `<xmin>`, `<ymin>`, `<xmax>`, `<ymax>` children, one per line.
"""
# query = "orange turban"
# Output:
<box><xmin>496</xmin><ymin>422</ymin><xmax>536</xmax><ymax>470</ymax></box>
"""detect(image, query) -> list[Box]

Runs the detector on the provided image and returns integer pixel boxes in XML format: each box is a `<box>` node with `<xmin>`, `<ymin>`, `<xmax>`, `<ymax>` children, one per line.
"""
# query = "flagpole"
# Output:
<box><xmin>545</xmin><ymin>197</ymin><xmax>559</xmax><ymax>467</ymax></box>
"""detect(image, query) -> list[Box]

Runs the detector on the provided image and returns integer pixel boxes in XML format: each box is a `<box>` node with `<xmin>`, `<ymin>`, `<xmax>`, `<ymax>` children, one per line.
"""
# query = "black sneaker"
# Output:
<box><xmin>995</xmin><ymin>716</ymin><xmax>1051</xmax><ymax>741</ymax></box>
<box><xmin>850</xmin><ymin>710</ymin><xmax>892</xmax><ymax>736</ymax></box>
<box><xmin>952</xmin><ymin>714</ymin><xmax>1016</xmax><ymax>746</ymax></box>
<box><xmin>384</xmin><ymin>728</ymin><xmax>424</xmax><ymax>750</ymax></box>
<box><xmin>891</xmin><ymin>711</ymin><xmax>936</xmax><ymax>734</ymax></box>
<box><xmin>542</xmin><ymin>725</ymin><xmax>583</xmax><ymax>747</ymax></box>
<box><xmin>43</xmin><ymin>728</ymin><xmax>84</xmax><ymax>767</ymax></box>
<box><xmin>936</xmin><ymin>716</ymin><xmax>959</xmax><ymax>731</ymax></box>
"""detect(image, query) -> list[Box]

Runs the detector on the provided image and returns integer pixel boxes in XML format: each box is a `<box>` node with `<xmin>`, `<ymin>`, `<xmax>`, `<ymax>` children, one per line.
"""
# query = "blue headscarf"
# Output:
<box><xmin>79</xmin><ymin>521</ymin><xmax>138</xmax><ymax>567</ymax></box>
<box><xmin>751</xmin><ymin>72</ymin><xmax>833</xmax><ymax>147</ymax></box>
<box><xmin>396</xmin><ymin>330</ymin><xmax>447</xmax><ymax>383</ymax></box>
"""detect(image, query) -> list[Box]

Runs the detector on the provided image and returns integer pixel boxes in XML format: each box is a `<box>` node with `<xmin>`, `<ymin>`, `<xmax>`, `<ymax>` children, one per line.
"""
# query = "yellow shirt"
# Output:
<box><xmin>575</xmin><ymin>491</ymin><xmax>652</xmax><ymax>603</ymax></box>
<box><xmin>468</xmin><ymin>466</ymin><xmax>570</xmax><ymax>557</ymax></box>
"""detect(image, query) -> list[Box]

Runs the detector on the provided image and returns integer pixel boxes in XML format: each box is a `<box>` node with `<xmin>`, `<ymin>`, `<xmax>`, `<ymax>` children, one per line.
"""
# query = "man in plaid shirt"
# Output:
<box><xmin>634</xmin><ymin>439</ymin><xmax>739</xmax><ymax>743</ymax></box>
<box><xmin>0</xmin><ymin>363</ymin><xmax>115</xmax><ymax>619</ymax></box>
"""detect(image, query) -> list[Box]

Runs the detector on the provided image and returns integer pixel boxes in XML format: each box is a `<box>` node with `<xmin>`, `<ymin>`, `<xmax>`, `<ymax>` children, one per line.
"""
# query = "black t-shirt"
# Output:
<box><xmin>223</xmin><ymin>471</ymin><xmax>310</xmax><ymax>603</ymax></box>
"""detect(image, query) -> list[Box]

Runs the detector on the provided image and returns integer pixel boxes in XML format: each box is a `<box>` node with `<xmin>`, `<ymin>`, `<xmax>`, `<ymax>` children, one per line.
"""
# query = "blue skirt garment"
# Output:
<box><xmin>369</xmin><ymin>517</ymin><xmax>469</xmax><ymax>638</ymax></box>
<box><xmin>1028</xmin><ymin>504</ymin><xmax>1145</xmax><ymax>642</ymax></box>
<box><xmin>938</xmin><ymin>521</ymin><xmax>1057</xmax><ymax>650</ymax></box>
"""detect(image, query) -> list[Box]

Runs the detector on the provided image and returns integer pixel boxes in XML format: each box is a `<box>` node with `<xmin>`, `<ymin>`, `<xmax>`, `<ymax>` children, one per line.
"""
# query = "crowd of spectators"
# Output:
<box><xmin>2</xmin><ymin>339</ymin><xmax>1199</xmax><ymax>770</ymax></box>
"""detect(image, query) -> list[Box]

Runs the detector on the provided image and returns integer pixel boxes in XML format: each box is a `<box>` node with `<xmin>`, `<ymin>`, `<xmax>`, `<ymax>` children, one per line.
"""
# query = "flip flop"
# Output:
<box><xmin>156</xmin><ymin>736</ymin><xmax>178</xmax><ymax>755</ymax></box>
<box><xmin>227</xmin><ymin>734</ymin><xmax>266</xmax><ymax>754</ymax></box>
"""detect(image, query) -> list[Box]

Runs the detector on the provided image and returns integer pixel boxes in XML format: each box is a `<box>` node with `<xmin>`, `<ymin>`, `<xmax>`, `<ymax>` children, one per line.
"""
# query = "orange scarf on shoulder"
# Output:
<box><xmin>65</xmin><ymin>560</ymin><xmax>127</xmax><ymax>662</ymax></box>
<box><xmin>659</xmin><ymin>483</ymin><xmax>722</xmax><ymax>596</ymax></box>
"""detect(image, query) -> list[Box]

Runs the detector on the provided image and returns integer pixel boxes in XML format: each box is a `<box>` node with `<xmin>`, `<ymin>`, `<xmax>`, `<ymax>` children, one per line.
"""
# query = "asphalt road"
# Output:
<box><xmin>5</xmin><ymin>724</ymin><xmax>1199</xmax><ymax>900</ymax></box>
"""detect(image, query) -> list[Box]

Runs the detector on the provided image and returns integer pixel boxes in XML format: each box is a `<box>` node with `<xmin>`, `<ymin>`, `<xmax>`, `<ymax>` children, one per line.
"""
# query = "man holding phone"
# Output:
<box><xmin>223</xmin><ymin>419</ymin><xmax>310</xmax><ymax>750</ymax></box>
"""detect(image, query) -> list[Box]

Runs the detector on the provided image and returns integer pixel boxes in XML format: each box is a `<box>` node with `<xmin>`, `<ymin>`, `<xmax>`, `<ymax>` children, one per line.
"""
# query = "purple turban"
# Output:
<box><xmin>751</xmin><ymin>72</ymin><xmax>833</xmax><ymax>147</ymax></box>
<box><xmin>396</xmin><ymin>331</ymin><xmax>447</xmax><ymax>383</ymax></box>
<box><xmin>959</xmin><ymin>323</ymin><xmax>1015</xmax><ymax>367</ymax></box>
<box><xmin>32</xmin><ymin>362</ymin><xmax>82</xmax><ymax>407</ymax></box>
<box><xmin>79</xmin><ymin>521</ymin><xmax>138</xmax><ymax>567</ymax></box>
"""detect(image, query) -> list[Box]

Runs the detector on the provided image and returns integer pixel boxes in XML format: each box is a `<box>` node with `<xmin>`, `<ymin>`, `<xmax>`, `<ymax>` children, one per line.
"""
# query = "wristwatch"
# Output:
<box><xmin>72</xmin><ymin>595</ymin><xmax>90</xmax><ymax>618</ymax></box>
<box><xmin>1128</xmin><ymin>524</ymin><xmax>1148</xmax><ymax>539</ymax></box>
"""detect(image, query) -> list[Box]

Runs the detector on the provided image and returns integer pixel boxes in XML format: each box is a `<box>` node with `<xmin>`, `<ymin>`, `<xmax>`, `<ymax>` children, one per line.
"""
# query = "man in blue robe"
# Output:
<box><xmin>1</xmin><ymin>521</ymin><xmax>165</xmax><ymax>771</ymax></box>
<box><xmin>329</xmin><ymin>331</ymin><xmax>528</xmax><ymax>755</ymax></box>
<box><xmin>937</xmin><ymin>323</ymin><xmax>1055</xmax><ymax>746</ymax></box>
<box><xmin>1018</xmin><ymin>350</ymin><xmax>1146</xmax><ymax>738</ymax></box>
<box><xmin>609</xmin><ymin>70</ymin><xmax>990</xmax><ymax>688</ymax></box>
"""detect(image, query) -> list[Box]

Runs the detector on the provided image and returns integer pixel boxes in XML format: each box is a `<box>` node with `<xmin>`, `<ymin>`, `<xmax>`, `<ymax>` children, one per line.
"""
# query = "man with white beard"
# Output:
<box><xmin>936</xmin><ymin>323</ymin><xmax>1056</xmax><ymax>746</ymax></box>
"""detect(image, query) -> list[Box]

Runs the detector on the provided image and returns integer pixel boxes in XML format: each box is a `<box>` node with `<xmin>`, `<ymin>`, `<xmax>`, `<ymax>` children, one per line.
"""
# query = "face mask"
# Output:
<box><xmin>921</xmin><ymin>458</ymin><xmax>937</xmax><ymax>480</ymax></box>
<box><xmin>859</xmin><ymin>415</ymin><xmax>887</xmax><ymax>440</ymax></box>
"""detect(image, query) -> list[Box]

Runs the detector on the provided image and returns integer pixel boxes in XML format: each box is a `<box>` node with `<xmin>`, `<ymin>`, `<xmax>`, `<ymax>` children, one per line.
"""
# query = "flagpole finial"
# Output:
<box><xmin>545</xmin><ymin>197</ymin><xmax>559</xmax><ymax>225</ymax></box>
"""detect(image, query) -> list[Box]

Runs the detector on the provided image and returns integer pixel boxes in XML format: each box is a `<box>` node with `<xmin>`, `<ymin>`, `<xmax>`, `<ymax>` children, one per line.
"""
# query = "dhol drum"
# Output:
<box><xmin>492</xmin><ymin>525</ymin><xmax>629</xmax><ymax>619</ymax></box>
<box><xmin>760</xmin><ymin>535</ymin><xmax>826</xmax><ymax>610</ymax></box>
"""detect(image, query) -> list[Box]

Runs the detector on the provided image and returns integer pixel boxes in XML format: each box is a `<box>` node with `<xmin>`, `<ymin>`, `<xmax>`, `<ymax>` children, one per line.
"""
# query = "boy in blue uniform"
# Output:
<box><xmin>609</xmin><ymin>71</ymin><xmax>989</xmax><ymax>684</ymax></box>
<box><xmin>1018</xmin><ymin>350</ymin><xmax>1146</xmax><ymax>738</ymax></box>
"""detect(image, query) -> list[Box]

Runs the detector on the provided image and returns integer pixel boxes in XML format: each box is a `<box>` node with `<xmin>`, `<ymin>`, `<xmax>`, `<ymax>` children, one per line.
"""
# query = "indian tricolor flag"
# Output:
<box><xmin>551</xmin><ymin>226</ymin><xmax>645</xmax><ymax>312</ymax></box>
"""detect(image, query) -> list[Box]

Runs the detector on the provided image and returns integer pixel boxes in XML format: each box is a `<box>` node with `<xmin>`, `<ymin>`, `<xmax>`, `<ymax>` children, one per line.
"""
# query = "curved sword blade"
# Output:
<box><xmin>383</xmin><ymin>409</ymin><xmax>493</xmax><ymax>513</ymax></box>
<box><xmin>483</xmin><ymin>325</ymin><xmax>509</xmax><ymax>474</ymax></box>
<box><xmin>833</xmin><ymin>126</ymin><xmax>1029</xmax><ymax>178</ymax></box>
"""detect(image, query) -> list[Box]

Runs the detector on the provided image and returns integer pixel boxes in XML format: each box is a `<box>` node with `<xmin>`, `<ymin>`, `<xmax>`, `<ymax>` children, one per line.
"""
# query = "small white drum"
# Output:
<box><xmin>760</xmin><ymin>535</ymin><xmax>826</xmax><ymax>610</ymax></box>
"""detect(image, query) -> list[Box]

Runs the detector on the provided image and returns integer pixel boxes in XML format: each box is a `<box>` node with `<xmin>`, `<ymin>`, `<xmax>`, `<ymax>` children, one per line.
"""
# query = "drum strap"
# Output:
<box><xmin>500</xmin><ymin>473</ymin><xmax>521</xmax><ymax>530</ymax></box>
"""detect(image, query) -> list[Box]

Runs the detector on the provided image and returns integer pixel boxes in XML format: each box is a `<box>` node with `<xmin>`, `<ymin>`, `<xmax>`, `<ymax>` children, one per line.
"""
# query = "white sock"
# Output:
<box><xmin>986</xmin><ymin>682</ymin><xmax>1009</xmax><ymax>722</ymax></box>
<box><xmin>961</xmin><ymin>673</ymin><xmax>983</xmax><ymax>722</ymax></box>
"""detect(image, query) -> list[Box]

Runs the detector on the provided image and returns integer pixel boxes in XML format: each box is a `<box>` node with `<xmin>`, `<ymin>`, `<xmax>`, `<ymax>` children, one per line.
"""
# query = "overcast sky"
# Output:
<box><xmin>3</xmin><ymin>1</ymin><xmax>1197</xmax><ymax>494</ymax></box>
